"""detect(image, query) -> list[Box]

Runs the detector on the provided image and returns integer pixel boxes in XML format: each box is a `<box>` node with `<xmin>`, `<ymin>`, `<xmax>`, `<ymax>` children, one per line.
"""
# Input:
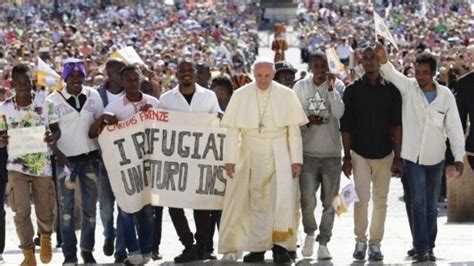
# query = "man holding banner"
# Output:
<box><xmin>218</xmin><ymin>58</ymin><xmax>308</xmax><ymax>263</ymax></box>
<box><xmin>0</xmin><ymin>64</ymin><xmax>60</xmax><ymax>265</ymax></box>
<box><xmin>91</xmin><ymin>65</ymin><xmax>159</xmax><ymax>264</ymax></box>
<box><xmin>159</xmin><ymin>59</ymin><xmax>221</xmax><ymax>263</ymax></box>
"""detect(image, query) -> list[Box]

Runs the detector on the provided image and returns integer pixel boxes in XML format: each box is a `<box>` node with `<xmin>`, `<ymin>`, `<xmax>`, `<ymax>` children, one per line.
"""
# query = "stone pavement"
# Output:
<box><xmin>1</xmin><ymin>46</ymin><xmax>473</xmax><ymax>266</ymax></box>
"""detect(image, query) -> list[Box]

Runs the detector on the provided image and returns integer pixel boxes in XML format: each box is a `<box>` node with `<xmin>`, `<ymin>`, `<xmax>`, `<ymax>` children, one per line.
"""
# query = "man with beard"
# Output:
<box><xmin>159</xmin><ymin>60</ymin><xmax>221</xmax><ymax>263</ymax></box>
<box><xmin>47</xmin><ymin>58</ymin><xmax>104</xmax><ymax>264</ymax></box>
<box><xmin>375</xmin><ymin>44</ymin><xmax>464</xmax><ymax>262</ymax></box>
<box><xmin>340</xmin><ymin>46</ymin><xmax>402</xmax><ymax>261</ymax></box>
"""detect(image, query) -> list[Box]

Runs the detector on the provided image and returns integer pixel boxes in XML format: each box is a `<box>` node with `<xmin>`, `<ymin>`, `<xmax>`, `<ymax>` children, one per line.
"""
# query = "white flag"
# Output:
<box><xmin>325</xmin><ymin>47</ymin><xmax>345</xmax><ymax>74</ymax></box>
<box><xmin>37</xmin><ymin>57</ymin><xmax>62</xmax><ymax>91</ymax></box>
<box><xmin>374</xmin><ymin>11</ymin><xmax>399</xmax><ymax>50</ymax></box>
<box><xmin>110</xmin><ymin>46</ymin><xmax>145</xmax><ymax>66</ymax></box>
<box><xmin>332</xmin><ymin>183</ymin><xmax>359</xmax><ymax>216</ymax></box>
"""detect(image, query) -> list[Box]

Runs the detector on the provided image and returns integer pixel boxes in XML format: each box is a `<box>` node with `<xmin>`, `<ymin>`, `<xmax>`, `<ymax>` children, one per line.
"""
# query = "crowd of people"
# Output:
<box><xmin>297</xmin><ymin>0</ymin><xmax>473</xmax><ymax>87</ymax></box>
<box><xmin>0</xmin><ymin>0</ymin><xmax>472</xmax><ymax>265</ymax></box>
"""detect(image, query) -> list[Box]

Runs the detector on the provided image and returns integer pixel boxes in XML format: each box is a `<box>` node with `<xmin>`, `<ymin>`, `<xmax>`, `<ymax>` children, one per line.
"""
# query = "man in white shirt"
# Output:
<box><xmin>95</xmin><ymin>59</ymin><xmax>126</xmax><ymax>261</ymax></box>
<box><xmin>90</xmin><ymin>65</ymin><xmax>159</xmax><ymax>265</ymax></box>
<box><xmin>159</xmin><ymin>60</ymin><xmax>220</xmax><ymax>263</ymax></box>
<box><xmin>47</xmin><ymin>58</ymin><xmax>104</xmax><ymax>264</ymax></box>
<box><xmin>375</xmin><ymin>44</ymin><xmax>465</xmax><ymax>262</ymax></box>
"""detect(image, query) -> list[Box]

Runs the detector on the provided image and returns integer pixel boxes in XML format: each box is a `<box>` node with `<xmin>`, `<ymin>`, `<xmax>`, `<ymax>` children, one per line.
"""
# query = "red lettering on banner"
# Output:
<box><xmin>139</xmin><ymin>110</ymin><xmax>169</xmax><ymax>122</ymax></box>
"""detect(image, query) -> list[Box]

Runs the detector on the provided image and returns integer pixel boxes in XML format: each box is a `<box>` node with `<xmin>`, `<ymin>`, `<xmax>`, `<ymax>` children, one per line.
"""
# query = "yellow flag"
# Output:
<box><xmin>325</xmin><ymin>47</ymin><xmax>345</xmax><ymax>74</ymax></box>
<box><xmin>374</xmin><ymin>11</ymin><xmax>399</xmax><ymax>50</ymax></box>
<box><xmin>37</xmin><ymin>57</ymin><xmax>62</xmax><ymax>91</ymax></box>
<box><xmin>110</xmin><ymin>46</ymin><xmax>145</xmax><ymax>66</ymax></box>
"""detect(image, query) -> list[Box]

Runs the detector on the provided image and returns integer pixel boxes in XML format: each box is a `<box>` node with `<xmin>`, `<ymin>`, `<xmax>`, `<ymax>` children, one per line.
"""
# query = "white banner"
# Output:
<box><xmin>7</xmin><ymin>126</ymin><xmax>47</xmax><ymax>156</ymax></box>
<box><xmin>98</xmin><ymin>109</ymin><xmax>226</xmax><ymax>213</ymax></box>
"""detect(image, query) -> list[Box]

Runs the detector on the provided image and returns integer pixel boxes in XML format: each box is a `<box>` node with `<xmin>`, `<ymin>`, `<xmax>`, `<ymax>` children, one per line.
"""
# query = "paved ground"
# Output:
<box><xmin>2</xmin><ymin>45</ymin><xmax>473</xmax><ymax>265</ymax></box>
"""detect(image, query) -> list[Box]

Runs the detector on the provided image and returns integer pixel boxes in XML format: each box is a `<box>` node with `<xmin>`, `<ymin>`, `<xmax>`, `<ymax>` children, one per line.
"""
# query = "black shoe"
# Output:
<box><xmin>407</xmin><ymin>248</ymin><xmax>416</xmax><ymax>257</ymax></box>
<box><xmin>412</xmin><ymin>253</ymin><xmax>429</xmax><ymax>263</ymax></box>
<box><xmin>243</xmin><ymin>252</ymin><xmax>265</xmax><ymax>263</ymax></box>
<box><xmin>114</xmin><ymin>254</ymin><xmax>127</xmax><ymax>263</ymax></box>
<box><xmin>429</xmin><ymin>251</ymin><xmax>436</xmax><ymax>261</ymax></box>
<box><xmin>80</xmin><ymin>251</ymin><xmax>96</xmax><ymax>264</ymax></box>
<box><xmin>63</xmin><ymin>254</ymin><xmax>78</xmax><ymax>264</ymax></box>
<box><xmin>288</xmin><ymin>251</ymin><xmax>297</xmax><ymax>261</ymax></box>
<box><xmin>34</xmin><ymin>236</ymin><xmax>40</xmax><ymax>246</ymax></box>
<box><xmin>152</xmin><ymin>251</ymin><xmax>162</xmax><ymax>261</ymax></box>
<box><xmin>103</xmin><ymin>237</ymin><xmax>115</xmax><ymax>256</ymax></box>
<box><xmin>195</xmin><ymin>244</ymin><xmax>217</xmax><ymax>260</ymax></box>
<box><xmin>272</xmin><ymin>245</ymin><xmax>292</xmax><ymax>263</ymax></box>
<box><xmin>174</xmin><ymin>246</ymin><xmax>198</xmax><ymax>263</ymax></box>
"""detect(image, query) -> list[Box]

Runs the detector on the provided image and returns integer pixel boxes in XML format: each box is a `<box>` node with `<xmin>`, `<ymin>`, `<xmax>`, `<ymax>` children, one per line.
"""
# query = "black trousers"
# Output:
<box><xmin>169</xmin><ymin>208</ymin><xmax>211</xmax><ymax>250</ymax></box>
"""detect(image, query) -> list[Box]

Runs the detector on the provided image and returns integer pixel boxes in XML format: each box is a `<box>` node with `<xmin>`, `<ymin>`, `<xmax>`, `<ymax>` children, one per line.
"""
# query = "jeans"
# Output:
<box><xmin>0</xmin><ymin>147</ymin><xmax>7</xmax><ymax>254</ymax></box>
<box><xmin>299</xmin><ymin>156</ymin><xmax>341</xmax><ymax>245</ymax></box>
<box><xmin>404</xmin><ymin>160</ymin><xmax>444</xmax><ymax>255</ymax></box>
<box><xmin>98</xmin><ymin>161</ymin><xmax>127</xmax><ymax>257</ymax></box>
<box><xmin>56</xmin><ymin>159</ymin><xmax>99</xmax><ymax>257</ymax></box>
<box><xmin>401</xmin><ymin>174</ymin><xmax>414</xmax><ymax>241</ymax></box>
<box><xmin>98</xmin><ymin>161</ymin><xmax>115</xmax><ymax>238</ymax></box>
<box><xmin>119</xmin><ymin>205</ymin><xmax>154</xmax><ymax>255</ymax></box>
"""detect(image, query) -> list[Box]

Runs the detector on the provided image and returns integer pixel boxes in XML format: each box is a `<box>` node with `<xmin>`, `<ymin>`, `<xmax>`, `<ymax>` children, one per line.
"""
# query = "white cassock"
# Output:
<box><xmin>218</xmin><ymin>81</ymin><xmax>308</xmax><ymax>253</ymax></box>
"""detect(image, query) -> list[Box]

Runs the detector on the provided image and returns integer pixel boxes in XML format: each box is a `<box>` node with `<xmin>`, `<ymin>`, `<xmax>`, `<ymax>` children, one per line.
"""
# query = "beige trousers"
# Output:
<box><xmin>352</xmin><ymin>151</ymin><xmax>393</xmax><ymax>246</ymax></box>
<box><xmin>7</xmin><ymin>171</ymin><xmax>56</xmax><ymax>250</ymax></box>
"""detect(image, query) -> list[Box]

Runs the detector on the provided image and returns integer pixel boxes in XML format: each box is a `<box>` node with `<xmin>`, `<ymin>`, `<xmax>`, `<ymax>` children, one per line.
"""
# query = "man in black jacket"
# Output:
<box><xmin>456</xmin><ymin>71</ymin><xmax>474</xmax><ymax>168</ymax></box>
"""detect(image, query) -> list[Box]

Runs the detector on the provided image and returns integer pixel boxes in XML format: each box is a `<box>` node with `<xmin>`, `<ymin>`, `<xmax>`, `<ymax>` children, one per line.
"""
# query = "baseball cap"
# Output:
<box><xmin>275</xmin><ymin>61</ymin><xmax>297</xmax><ymax>74</ymax></box>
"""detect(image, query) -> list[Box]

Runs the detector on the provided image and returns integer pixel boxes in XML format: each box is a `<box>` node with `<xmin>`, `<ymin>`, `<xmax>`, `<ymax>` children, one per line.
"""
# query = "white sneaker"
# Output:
<box><xmin>302</xmin><ymin>235</ymin><xmax>315</xmax><ymax>257</ymax></box>
<box><xmin>317</xmin><ymin>245</ymin><xmax>332</xmax><ymax>260</ymax></box>
<box><xmin>125</xmin><ymin>254</ymin><xmax>144</xmax><ymax>265</ymax></box>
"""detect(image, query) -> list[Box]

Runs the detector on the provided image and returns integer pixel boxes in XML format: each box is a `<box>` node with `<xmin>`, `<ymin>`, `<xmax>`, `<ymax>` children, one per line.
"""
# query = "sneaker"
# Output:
<box><xmin>174</xmin><ymin>246</ymin><xmax>198</xmax><ymax>263</ymax></box>
<box><xmin>301</xmin><ymin>235</ymin><xmax>315</xmax><ymax>257</ymax></box>
<box><xmin>412</xmin><ymin>252</ymin><xmax>429</xmax><ymax>262</ymax></box>
<box><xmin>142</xmin><ymin>254</ymin><xmax>152</xmax><ymax>264</ymax></box>
<box><xmin>428</xmin><ymin>251</ymin><xmax>436</xmax><ymax>261</ymax></box>
<box><xmin>124</xmin><ymin>254</ymin><xmax>143</xmax><ymax>265</ymax></box>
<box><xmin>114</xmin><ymin>254</ymin><xmax>127</xmax><ymax>263</ymax></box>
<box><xmin>63</xmin><ymin>254</ymin><xmax>78</xmax><ymax>265</ymax></box>
<box><xmin>40</xmin><ymin>234</ymin><xmax>53</xmax><ymax>263</ymax></box>
<box><xmin>407</xmin><ymin>248</ymin><xmax>416</xmax><ymax>257</ymax></box>
<box><xmin>317</xmin><ymin>245</ymin><xmax>332</xmax><ymax>260</ymax></box>
<box><xmin>103</xmin><ymin>237</ymin><xmax>115</xmax><ymax>257</ymax></box>
<box><xmin>80</xmin><ymin>251</ymin><xmax>96</xmax><ymax>264</ymax></box>
<box><xmin>353</xmin><ymin>242</ymin><xmax>367</xmax><ymax>260</ymax></box>
<box><xmin>152</xmin><ymin>252</ymin><xmax>162</xmax><ymax>261</ymax></box>
<box><xmin>368</xmin><ymin>245</ymin><xmax>384</xmax><ymax>261</ymax></box>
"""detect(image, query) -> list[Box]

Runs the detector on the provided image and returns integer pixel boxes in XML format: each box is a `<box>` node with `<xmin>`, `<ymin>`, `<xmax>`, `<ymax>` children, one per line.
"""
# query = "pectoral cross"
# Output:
<box><xmin>258</xmin><ymin>122</ymin><xmax>264</xmax><ymax>133</ymax></box>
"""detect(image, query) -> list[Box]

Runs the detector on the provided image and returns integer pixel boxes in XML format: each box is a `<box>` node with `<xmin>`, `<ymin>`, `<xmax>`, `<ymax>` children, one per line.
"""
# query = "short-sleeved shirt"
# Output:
<box><xmin>340</xmin><ymin>75</ymin><xmax>402</xmax><ymax>159</ymax></box>
<box><xmin>0</xmin><ymin>95</ymin><xmax>58</xmax><ymax>176</ymax></box>
<box><xmin>104</xmin><ymin>93</ymin><xmax>160</xmax><ymax>121</ymax></box>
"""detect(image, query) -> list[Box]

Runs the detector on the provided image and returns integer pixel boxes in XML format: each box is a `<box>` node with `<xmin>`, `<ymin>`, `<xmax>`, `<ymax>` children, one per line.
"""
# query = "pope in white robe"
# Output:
<box><xmin>218</xmin><ymin>59</ymin><xmax>308</xmax><ymax>263</ymax></box>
